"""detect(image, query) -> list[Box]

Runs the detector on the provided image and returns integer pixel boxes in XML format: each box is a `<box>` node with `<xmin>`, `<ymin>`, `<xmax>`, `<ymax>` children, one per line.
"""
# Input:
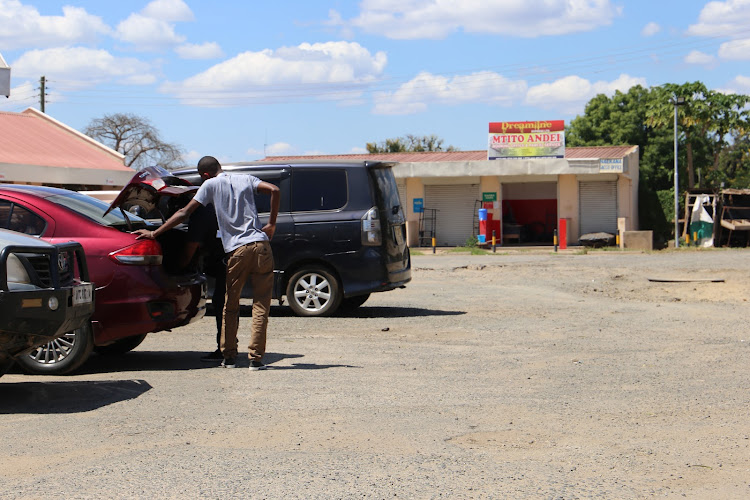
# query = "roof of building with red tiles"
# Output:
<box><xmin>0</xmin><ymin>108</ymin><xmax>131</xmax><ymax>171</ymax></box>
<box><xmin>262</xmin><ymin>145</ymin><xmax>637</xmax><ymax>163</ymax></box>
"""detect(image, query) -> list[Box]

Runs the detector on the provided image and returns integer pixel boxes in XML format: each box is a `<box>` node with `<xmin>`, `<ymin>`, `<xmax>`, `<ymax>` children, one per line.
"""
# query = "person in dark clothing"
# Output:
<box><xmin>179</xmin><ymin>203</ymin><xmax>227</xmax><ymax>362</ymax></box>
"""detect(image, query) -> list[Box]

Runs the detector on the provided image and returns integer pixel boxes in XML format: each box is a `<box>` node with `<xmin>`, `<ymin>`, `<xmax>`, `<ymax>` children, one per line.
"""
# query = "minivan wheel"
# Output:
<box><xmin>16</xmin><ymin>322</ymin><xmax>94</xmax><ymax>375</ymax></box>
<box><xmin>94</xmin><ymin>334</ymin><xmax>148</xmax><ymax>356</ymax></box>
<box><xmin>286</xmin><ymin>267</ymin><xmax>342</xmax><ymax>317</ymax></box>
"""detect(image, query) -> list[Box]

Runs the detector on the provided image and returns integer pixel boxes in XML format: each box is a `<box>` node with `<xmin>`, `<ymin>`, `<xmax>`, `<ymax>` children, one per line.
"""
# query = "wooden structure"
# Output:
<box><xmin>716</xmin><ymin>189</ymin><xmax>750</xmax><ymax>246</ymax></box>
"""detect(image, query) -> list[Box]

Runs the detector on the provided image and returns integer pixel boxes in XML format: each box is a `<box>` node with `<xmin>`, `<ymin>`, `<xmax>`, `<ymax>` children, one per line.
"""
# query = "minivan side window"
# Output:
<box><xmin>291</xmin><ymin>170</ymin><xmax>347</xmax><ymax>212</ymax></box>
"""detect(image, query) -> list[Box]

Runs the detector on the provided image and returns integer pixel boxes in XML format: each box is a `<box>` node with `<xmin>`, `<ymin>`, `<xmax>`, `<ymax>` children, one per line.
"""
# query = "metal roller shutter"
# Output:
<box><xmin>424</xmin><ymin>184</ymin><xmax>479</xmax><ymax>246</ymax></box>
<box><xmin>579</xmin><ymin>181</ymin><xmax>617</xmax><ymax>235</ymax></box>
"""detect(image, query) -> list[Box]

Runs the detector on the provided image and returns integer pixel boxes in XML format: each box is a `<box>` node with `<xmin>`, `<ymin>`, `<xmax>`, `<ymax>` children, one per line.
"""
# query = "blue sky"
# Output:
<box><xmin>1</xmin><ymin>0</ymin><xmax>749</xmax><ymax>165</ymax></box>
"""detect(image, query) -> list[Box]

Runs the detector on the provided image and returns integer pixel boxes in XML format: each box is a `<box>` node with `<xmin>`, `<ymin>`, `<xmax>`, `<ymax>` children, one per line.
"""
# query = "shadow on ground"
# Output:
<box><xmin>31</xmin><ymin>351</ymin><xmax>356</xmax><ymax>375</ymax></box>
<box><xmin>0</xmin><ymin>379</ymin><xmax>151</xmax><ymax>414</ymax></box>
<box><xmin>206</xmin><ymin>304</ymin><xmax>466</xmax><ymax>318</ymax></box>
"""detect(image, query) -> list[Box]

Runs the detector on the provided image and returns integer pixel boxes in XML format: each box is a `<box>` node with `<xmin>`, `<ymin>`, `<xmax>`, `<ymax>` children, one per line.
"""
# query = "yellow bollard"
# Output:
<box><xmin>432</xmin><ymin>236</ymin><xmax>436</xmax><ymax>254</ymax></box>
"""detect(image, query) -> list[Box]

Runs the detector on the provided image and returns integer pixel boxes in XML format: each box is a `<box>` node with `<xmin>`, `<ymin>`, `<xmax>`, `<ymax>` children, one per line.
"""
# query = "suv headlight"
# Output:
<box><xmin>361</xmin><ymin>207</ymin><xmax>382</xmax><ymax>246</ymax></box>
<box><xmin>7</xmin><ymin>254</ymin><xmax>33</xmax><ymax>286</ymax></box>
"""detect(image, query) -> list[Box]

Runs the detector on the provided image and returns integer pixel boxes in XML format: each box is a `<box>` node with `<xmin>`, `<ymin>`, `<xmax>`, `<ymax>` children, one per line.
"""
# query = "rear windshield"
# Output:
<box><xmin>47</xmin><ymin>192</ymin><xmax>149</xmax><ymax>229</ymax></box>
<box><xmin>370</xmin><ymin>167</ymin><xmax>404</xmax><ymax>222</ymax></box>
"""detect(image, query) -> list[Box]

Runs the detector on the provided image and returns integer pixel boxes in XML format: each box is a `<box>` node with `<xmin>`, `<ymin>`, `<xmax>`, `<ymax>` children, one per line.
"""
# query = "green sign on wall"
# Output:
<box><xmin>482</xmin><ymin>192</ymin><xmax>497</xmax><ymax>202</ymax></box>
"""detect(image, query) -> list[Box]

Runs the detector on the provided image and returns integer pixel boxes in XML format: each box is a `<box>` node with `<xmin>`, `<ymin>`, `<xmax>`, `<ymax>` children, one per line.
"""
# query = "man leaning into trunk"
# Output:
<box><xmin>135</xmin><ymin>155</ymin><xmax>280</xmax><ymax>370</ymax></box>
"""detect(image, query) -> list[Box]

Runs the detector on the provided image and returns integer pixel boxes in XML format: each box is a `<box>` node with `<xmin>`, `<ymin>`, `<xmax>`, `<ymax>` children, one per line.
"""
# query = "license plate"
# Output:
<box><xmin>72</xmin><ymin>283</ymin><xmax>93</xmax><ymax>305</ymax></box>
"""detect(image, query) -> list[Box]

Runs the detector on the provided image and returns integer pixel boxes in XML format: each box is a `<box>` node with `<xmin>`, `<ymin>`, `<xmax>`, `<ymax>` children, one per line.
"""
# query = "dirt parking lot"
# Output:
<box><xmin>1</xmin><ymin>248</ymin><xmax>749</xmax><ymax>499</ymax></box>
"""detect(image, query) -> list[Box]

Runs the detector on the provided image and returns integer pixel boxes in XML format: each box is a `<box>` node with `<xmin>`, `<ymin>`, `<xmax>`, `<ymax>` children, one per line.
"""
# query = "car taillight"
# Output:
<box><xmin>361</xmin><ymin>206</ymin><xmax>382</xmax><ymax>246</ymax></box>
<box><xmin>108</xmin><ymin>239</ymin><xmax>163</xmax><ymax>265</ymax></box>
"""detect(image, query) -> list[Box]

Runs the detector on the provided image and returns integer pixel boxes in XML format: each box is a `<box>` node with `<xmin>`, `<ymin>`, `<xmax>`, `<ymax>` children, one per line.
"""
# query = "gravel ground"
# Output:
<box><xmin>1</xmin><ymin>248</ymin><xmax>749</xmax><ymax>499</ymax></box>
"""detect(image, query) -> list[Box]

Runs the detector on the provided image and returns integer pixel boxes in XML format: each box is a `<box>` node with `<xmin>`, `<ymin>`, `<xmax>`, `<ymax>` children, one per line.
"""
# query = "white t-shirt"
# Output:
<box><xmin>193</xmin><ymin>172</ymin><xmax>268</xmax><ymax>253</ymax></box>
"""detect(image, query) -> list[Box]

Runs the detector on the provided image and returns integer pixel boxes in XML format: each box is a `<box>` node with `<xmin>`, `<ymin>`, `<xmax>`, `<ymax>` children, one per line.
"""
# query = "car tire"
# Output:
<box><xmin>93</xmin><ymin>334</ymin><xmax>148</xmax><ymax>356</ymax></box>
<box><xmin>286</xmin><ymin>266</ymin><xmax>342</xmax><ymax>317</ymax></box>
<box><xmin>16</xmin><ymin>322</ymin><xmax>94</xmax><ymax>375</ymax></box>
<box><xmin>339</xmin><ymin>293</ymin><xmax>370</xmax><ymax>311</ymax></box>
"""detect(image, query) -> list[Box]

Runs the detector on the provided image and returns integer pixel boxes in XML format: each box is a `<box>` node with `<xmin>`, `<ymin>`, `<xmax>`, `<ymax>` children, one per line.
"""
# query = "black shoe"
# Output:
<box><xmin>201</xmin><ymin>349</ymin><xmax>223</xmax><ymax>362</ymax></box>
<box><xmin>221</xmin><ymin>357</ymin><xmax>237</xmax><ymax>368</ymax></box>
<box><xmin>249</xmin><ymin>360</ymin><xmax>266</xmax><ymax>371</ymax></box>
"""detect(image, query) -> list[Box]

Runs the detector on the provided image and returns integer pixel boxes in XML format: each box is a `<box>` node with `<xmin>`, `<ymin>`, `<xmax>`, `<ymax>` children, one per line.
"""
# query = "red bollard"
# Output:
<box><xmin>559</xmin><ymin>219</ymin><xmax>567</xmax><ymax>250</ymax></box>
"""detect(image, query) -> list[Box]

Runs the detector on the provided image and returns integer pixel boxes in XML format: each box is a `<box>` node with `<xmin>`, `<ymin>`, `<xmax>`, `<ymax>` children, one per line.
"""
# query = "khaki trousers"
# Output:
<box><xmin>220</xmin><ymin>240</ymin><xmax>274</xmax><ymax>361</ymax></box>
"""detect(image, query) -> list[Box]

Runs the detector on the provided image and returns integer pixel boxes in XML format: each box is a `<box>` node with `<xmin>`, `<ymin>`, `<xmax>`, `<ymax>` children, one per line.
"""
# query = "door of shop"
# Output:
<box><xmin>424</xmin><ymin>184</ymin><xmax>479</xmax><ymax>246</ymax></box>
<box><xmin>579</xmin><ymin>181</ymin><xmax>617</xmax><ymax>235</ymax></box>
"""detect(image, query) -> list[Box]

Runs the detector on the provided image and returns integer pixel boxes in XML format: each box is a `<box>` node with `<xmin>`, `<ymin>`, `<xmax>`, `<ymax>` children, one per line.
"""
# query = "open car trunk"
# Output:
<box><xmin>106</xmin><ymin>166</ymin><xmax>199</xmax><ymax>276</ymax></box>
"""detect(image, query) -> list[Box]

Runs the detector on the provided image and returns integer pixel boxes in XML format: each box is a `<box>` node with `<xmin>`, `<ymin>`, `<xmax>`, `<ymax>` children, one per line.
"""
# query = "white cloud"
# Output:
<box><xmin>724</xmin><ymin>75</ymin><xmax>750</xmax><ymax>93</ymax></box>
<box><xmin>265</xmin><ymin>142</ymin><xmax>294</xmax><ymax>155</ymax></box>
<box><xmin>373</xmin><ymin>71</ymin><xmax>527</xmax><ymax>115</ymax></box>
<box><xmin>161</xmin><ymin>41</ymin><xmax>387</xmax><ymax>107</ymax></box>
<box><xmin>11</xmin><ymin>47</ymin><xmax>154</xmax><ymax>87</ymax></box>
<box><xmin>116</xmin><ymin>13</ymin><xmax>186</xmax><ymax>50</ymax></box>
<box><xmin>245</xmin><ymin>143</ymin><xmax>296</xmax><ymax>158</ymax></box>
<box><xmin>0</xmin><ymin>81</ymin><xmax>37</xmax><ymax>108</ymax></box>
<box><xmin>0</xmin><ymin>0</ymin><xmax>110</xmax><ymax>50</ymax></box>
<box><xmin>333</xmin><ymin>0</ymin><xmax>621</xmax><ymax>39</ymax></box>
<box><xmin>175</xmin><ymin>42</ymin><xmax>224</xmax><ymax>59</ymax></box>
<box><xmin>115</xmin><ymin>0</ymin><xmax>194</xmax><ymax>51</ymax></box>
<box><xmin>641</xmin><ymin>22</ymin><xmax>660</xmax><ymax>37</ymax></box>
<box><xmin>524</xmin><ymin>74</ymin><xmax>646</xmax><ymax>114</ymax></box>
<box><xmin>718</xmin><ymin>38</ymin><xmax>750</xmax><ymax>60</ymax></box>
<box><xmin>142</xmin><ymin>0</ymin><xmax>194</xmax><ymax>22</ymax></box>
<box><xmin>684</xmin><ymin>50</ymin><xmax>716</xmax><ymax>65</ymax></box>
<box><xmin>245</xmin><ymin>147</ymin><xmax>265</xmax><ymax>159</ymax></box>
<box><xmin>687</xmin><ymin>0</ymin><xmax>750</xmax><ymax>37</ymax></box>
<box><xmin>183</xmin><ymin>150</ymin><xmax>204</xmax><ymax>164</ymax></box>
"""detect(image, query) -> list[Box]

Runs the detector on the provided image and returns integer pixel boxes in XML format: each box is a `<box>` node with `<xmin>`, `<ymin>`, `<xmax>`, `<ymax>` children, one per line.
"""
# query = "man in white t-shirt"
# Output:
<box><xmin>136</xmin><ymin>156</ymin><xmax>280</xmax><ymax>370</ymax></box>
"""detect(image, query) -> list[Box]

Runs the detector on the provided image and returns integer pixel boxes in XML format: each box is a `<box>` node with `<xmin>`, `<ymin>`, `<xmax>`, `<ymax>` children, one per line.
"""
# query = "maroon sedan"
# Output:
<box><xmin>0</xmin><ymin>182</ymin><xmax>207</xmax><ymax>374</ymax></box>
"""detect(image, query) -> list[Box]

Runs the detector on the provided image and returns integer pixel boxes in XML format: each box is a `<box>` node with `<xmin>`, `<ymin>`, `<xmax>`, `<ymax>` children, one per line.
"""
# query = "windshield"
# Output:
<box><xmin>47</xmin><ymin>192</ymin><xmax>148</xmax><ymax>228</ymax></box>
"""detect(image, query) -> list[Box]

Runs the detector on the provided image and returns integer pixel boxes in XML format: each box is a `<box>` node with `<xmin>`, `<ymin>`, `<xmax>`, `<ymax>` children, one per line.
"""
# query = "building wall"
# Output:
<box><xmin>395</xmin><ymin>150</ymin><xmax>638</xmax><ymax>247</ymax></box>
<box><xmin>558</xmin><ymin>174</ymin><xmax>579</xmax><ymax>243</ymax></box>
<box><xmin>405</xmin><ymin>177</ymin><xmax>425</xmax><ymax>246</ymax></box>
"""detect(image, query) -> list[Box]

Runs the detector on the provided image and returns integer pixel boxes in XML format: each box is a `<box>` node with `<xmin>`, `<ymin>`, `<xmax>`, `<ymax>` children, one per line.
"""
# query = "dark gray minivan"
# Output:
<box><xmin>172</xmin><ymin>160</ymin><xmax>411</xmax><ymax>316</ymax></box>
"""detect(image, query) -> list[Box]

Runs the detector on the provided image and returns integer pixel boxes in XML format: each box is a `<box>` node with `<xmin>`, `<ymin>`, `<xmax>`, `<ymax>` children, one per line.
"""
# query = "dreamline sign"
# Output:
<box><xmin>488</xmin><ymin>120</ymin><xmax>565</xmax><ymax>160</ymax></box>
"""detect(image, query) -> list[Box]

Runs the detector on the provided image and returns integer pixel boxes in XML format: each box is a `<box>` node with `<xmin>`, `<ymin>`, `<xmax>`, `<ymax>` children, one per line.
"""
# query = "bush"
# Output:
<box><xmin>638</xmin><ymin>184</ymin><xmax>673</xmax><ymax>248</ymax></box>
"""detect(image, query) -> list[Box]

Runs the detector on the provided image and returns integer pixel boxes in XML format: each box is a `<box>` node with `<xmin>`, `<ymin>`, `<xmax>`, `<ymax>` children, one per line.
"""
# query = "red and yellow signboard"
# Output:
<box><xmin>488</xmin><ymin>120</ymin><xmax>565</xmax><ymax>159</ymax></box>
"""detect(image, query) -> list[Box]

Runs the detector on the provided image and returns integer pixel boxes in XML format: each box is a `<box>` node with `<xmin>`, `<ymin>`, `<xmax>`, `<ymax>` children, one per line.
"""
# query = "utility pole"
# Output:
<box><xmin>40</xmin><ymin>75</ymin><xmax>45</xmax><ymax>113</ymax></box>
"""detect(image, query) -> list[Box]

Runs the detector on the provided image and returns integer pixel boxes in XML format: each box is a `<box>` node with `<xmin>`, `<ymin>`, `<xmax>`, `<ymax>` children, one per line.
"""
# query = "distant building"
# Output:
<box><xmin>264</xmin><ymin>146</ymin><xmax>639</xmax><ymax>247</ymax></box>
<box><xmin>0</xmin><ymin>108</ymin><xmax>134</xmax><ymax>189</ymax></box>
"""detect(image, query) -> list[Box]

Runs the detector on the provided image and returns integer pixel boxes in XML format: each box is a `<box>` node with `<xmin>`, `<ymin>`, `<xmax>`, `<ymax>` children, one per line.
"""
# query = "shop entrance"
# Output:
<box><xmin>501</xmin><ymin>182</ymin><xmax>558</xmax><ymax>245</ymax></box>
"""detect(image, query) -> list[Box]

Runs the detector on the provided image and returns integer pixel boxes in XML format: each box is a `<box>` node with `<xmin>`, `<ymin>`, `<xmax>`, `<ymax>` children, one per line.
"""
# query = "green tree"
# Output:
<box><xmin>367</xmin><ymin>134</ymin><xmax>457</xmax><ymax>153</ymax></box>
<box><xmin>567</xmin><ymin>86</ymin><xmax>675</xmax><ymax>243</ymax></box>
<box><xmin>84</xmin><ymin>113</ymin><xmax>185</xmax><ymax>171</ymax></box>
<box><xmin>646</xmin><ymin>82</ymin><xmax>750</xmax><ymax>189</ymax></box>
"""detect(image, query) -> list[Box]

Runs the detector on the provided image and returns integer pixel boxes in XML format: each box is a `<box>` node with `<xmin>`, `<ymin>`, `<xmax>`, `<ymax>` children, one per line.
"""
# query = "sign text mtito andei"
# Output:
<box><xmin>488</xmin><ymin>120</ymin><xmax>565</xmax><ymax>160</ymax></box>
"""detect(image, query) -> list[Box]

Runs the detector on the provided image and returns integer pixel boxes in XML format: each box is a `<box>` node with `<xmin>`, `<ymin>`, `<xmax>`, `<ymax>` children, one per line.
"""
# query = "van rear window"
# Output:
<box><xmin>291</xmin><ymin>170</ymin><xmax>347</xmax><ymax>211</ymax></box>
<box><xmin>370</xmin><ymin>167</ymin><xmax>404</xmax><ymax>222</ymax></box>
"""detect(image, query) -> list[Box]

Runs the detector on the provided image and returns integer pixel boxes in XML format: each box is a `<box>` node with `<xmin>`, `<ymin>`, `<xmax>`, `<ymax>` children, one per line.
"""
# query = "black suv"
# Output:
<box><xmin>0</xmin><ymin>229</ymin><xmax>94</xmax><ymax>377</ymax></box>
<box><xmin>171</xmin><ymin>160</ymin><xmax>411</xmax><ymax>316</ymax></box>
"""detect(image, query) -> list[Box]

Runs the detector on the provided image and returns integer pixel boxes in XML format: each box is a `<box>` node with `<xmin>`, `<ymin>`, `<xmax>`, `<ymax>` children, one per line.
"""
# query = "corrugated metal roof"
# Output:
<box><xmin>263</xmin><ymin>145</ymin><xmax>637</xmax><ymax>163</ymax></box>
<box><xmin>0</xmin><ymin>108</ymin><xmax>130</xmax><ymax>172</ymax></box>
